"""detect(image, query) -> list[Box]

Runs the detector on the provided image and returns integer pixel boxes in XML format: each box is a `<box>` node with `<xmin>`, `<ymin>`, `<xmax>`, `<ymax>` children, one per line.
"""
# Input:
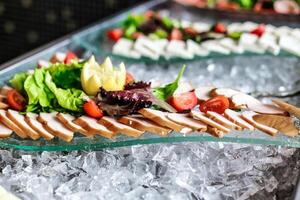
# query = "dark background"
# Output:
<box><xmin>0</xmin><ymin>0</ymin><xmax>148</xmax><ymax>64</ymax></box>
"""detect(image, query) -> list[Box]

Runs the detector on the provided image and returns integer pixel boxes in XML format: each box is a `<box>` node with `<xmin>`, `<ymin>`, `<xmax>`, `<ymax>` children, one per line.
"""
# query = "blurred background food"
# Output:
<box><xmin>0</xmin><ymin>0</ymin><xmax>147</xmax><ymax>64</ymax></box>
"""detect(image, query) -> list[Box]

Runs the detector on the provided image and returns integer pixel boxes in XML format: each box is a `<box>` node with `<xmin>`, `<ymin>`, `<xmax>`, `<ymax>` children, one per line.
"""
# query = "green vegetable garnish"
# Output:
<box><xmin>228</xmin><ymin>31</ymin><xmax>242</xmax><ymax>40</ymax></box>
<box><xmin>153</xmin><ymin>65</ymin><xmax>186</xmax><ymax>101</ymax></box>
<box><xmin>124</xmin><ymin>24</ymin><xmax>137</xmax><ymax>39</ymax></box>
<box><xmin>161</xmin><ymin>16</ymin><xmax>173</xmax><ymax>30</ymax></box>
<box><xmin>9</xmin><ymin>72</ymin><xmax>28</xmax><ymax>94</ymax></box>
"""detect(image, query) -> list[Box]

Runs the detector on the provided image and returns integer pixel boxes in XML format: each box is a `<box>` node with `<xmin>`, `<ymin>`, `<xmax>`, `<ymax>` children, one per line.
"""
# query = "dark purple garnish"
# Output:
<box><xmin>96</xmin><ymin>81</ymin><xmax>176</xmax><ymax>116</ymax></box>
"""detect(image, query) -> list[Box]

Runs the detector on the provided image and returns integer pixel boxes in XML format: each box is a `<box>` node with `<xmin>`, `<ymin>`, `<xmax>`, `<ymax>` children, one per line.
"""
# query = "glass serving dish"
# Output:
<box><xmin>71</xmin><ymin>0</ymin><xmax>300</xmax><ymax>65</ymax></box>
<box><xmin>0</xmin><ymin>0</ymin><xmax>300</xmax><ymax>151</ymax></box>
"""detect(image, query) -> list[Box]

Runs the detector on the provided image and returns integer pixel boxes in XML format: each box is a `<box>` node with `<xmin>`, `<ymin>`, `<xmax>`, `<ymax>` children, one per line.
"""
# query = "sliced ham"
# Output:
<box><xmin>210</xmin><ymin>88</ymin><xmax>241</xmax><ymax>98</ymax></box>
<box><xmin>99</xmin><ymin>116</ymin><xmax>144</xmax><ymax>138</ymax></box>
<box><xmin>118</xmin><ymin>115</ymin><xmax>171</xmax><ymax>136</ymax></box>
<box><xmin>253</xmin><ymin>114</ymin><xmax>298</xmax><ymax>137</ymax></box>
<box><xmin>139</xmin><ymin>108</ymin><xmax>192</xmax><ymax>133</ymax></box>
<box><xmin>56</xmin><ymin>113</ymin><xmax>91</xmax><ymax>137</ymax></box>
<box><xmin>241</xmin><ymin>111</ymin><xmax>278</xmax><ymax>136</ymax></box>
<box><xmin>0</xmin><ymin>123</ymin><xmax>12</xmax><ymax>138</ymax></box>
<box><xmin>167</xmin><ymin>113</ymin><xmax>207</xmax><ymax>132</ymax></box>
<box><xmin>224</xmin><ymin>109</ymin><xmax>254</xmax><ymax>130</ymax></box>
<box><xmin>50</xmin><ymin>52</ymin><xmax>66</xmax><ymax>63</ymax></box>
<box><xmin>190</xmin><ymin>110</ymin><xmax>230</xmax><ymax>133</ymax></box>
<box><xmin>7</xmin><ymin>110</ymin><xmax>40</xmax><ymax>140</ymax></box>
<box><xmin>0</xmin><ymin>110</ymin><xmax>27</xmax><ymax>138</ymax></box>
<box><xmin>206</xmin><ymin>111</ymin><xmax>242</xmax><ymax>130</ymax></box>
<box><xmin>231</xmin><ymin>93</ymin><xmax>287</xmax><ymax>115</ymax></box>
<box><xmin>25</xmin><ymin>113</ymin><xmax>54</xmax><ymax>140</ymax></box>
<box><xmin>38</xmin><ymin>112</ymin><xmax>73</xmax><ymax>142</ymax></box>
<box><xmin>74</xmin><ymin>116</ymin><xmax>115</xmax><ymax>139</ymax></box>
<box><xmin>272</xmin><ymin>99</ymin><xmax>300</xmax><ymax>119</ymax></box>
<box><xmin>194</xmin><ymin>86</ymin><xmax>215</xmax><ymax>102</ymax></box>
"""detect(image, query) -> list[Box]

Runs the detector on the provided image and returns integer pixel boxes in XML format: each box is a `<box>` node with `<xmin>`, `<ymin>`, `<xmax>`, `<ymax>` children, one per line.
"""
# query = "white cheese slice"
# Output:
<box><xmin>279</xmin><ymin>35</ymin><xmax>300</xmax><ymax>57</ymax></box>
<box><xmin>186</xmin><ymin>39</ymin><xmax>210</xmax><ymax>56</ymax></box>
<box><xmin>274</xmin><ymin>26</ymin><xmax>293</xmax><ymax>37</ymax></box>
<box><xmin>291</xmin><ymin>29</ymin><xmax>300</xmax><ymax>41</ymax></box>
<box><xmin>192</xmin><ymin>22</ymin><xmax>211</xmax><ymax>32</ymax></box>
<box><xmin>134</xmin><ymin>38</ymin><xmax>160</xmax><ymax>60</ymax></box>
<box><xmin>239</xmin><ymin>33</ymin><xmax>265</xmax><ymax>54</ymax></box>
<box><xmin>240</xmin><ymin>21</ymin><xmax>258</xmax><ymax>32</ymax></box>
<box><xmin>166</xmin><ymin>40</ymin><xmax>194</xmax><ymax>59</ymax></box>
<box><xmin>201</xmin><ymin>40</ymin><xmax>231</xmax><ymax>55</ymax></box>
<box><xmin>112</xmin><ymin>38</ymin><xmax>141</xmax><ymax>59</ymax></box>
<box><xmin>219</xmin><ymin>38</ymin><xmax>244</xmax><ymax>54</ymax></box>
<box><xmin>227</xmin><ymin>22</ymin><xmax>243</xmax><ymax>33</ymax></box>
<box><xmin>258</xmin><ymin>33</ymin><xmax>280</xmax><ymax>55</ymax></box>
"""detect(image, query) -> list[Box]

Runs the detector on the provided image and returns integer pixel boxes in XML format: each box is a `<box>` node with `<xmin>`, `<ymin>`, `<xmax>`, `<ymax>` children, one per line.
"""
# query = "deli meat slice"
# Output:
<box><xmin>74</xmin><ymin>116</ymin><xmax>115</xmax><ymax>139</ymax></box>
<box><xmin>194</xmin><ymin>86</ymin><xmax>215</xmax><ymax>102</ymax></box>
<box><xmin>190</xmin><ymin>110</ymin><xmax>230</xmax><ymax>133</ymax></box>
<box><xmin>7</xmin><ymin>110</ymin><xmax>40</xmax><ymax>140</ymax></box>
<box><xmin>0</xmin><ymin>110</ymin><xmax>27</xmax><ymax>138</ymax></box>
<box><xmin>56</xmin><ymin>113</ymin><xmax>91</xmax><ymax>137</ymax></box>
<box><xmin>99</xmin><ymin>116</ymin><xmax>144</xmax><ymax>138</ymax></box>
<box><xmin>118</xmin><ymin>116</ymin><xmax>171</xmax><ymax>136</ymax></box>
<box><xmin>167</xmin><ymin>113</ymin><xmax>207</xmax><ymax>132</ymax></box>
<box><xmin>25</xmin><ymin>113</ymin><xmax>54</xmax><ymax>140</ymax></box>
<box><xmin>224</xmin><ymin>109</ymin><xmax>254</xmax><ymax>130</ymax></box>
<box><xmin>206</xmin><ymin>111</ymin><xmax>242</xmax><ymax>130</ymax></box>
<box><xmin>241</xmin><ymin>111</ymin><xmax>278</xmax><ymax>136</ymax></box>
<box><xmin>38</xmin><ymin>112</ymin><xmax>74</xmax><ymax>142</ymax></box>
<box><xmin>139</xmin><ymin>108</ymin><xmax>192</xmax><ymax>133</ymax></box>
<box><xmin>0</xmin><ymin>123</ymin><xmax>12</xmax><ymax>138</ymax></box>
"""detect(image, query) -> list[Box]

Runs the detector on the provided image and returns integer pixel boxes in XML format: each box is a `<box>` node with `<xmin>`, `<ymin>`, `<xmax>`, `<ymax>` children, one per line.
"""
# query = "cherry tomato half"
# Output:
<box><xmin>250</xmin><ymin>24</ymin><xmax>265</xmax><ymax>37</ymax></box>
<box><xmin>170</xmin><ymin>28</ymin><xmax>183</xmax><ymax>41</ymax></box>
<box><xmin>7</xmin><ymin>90</ymin><xmax>26</xmax><ymax>111</ymax></box>
<box><xmin>83</xmin><ymin>100</ymin><xmax>103</xmax><ymax>119</ymax></box>
<box><xmin>107</xmin><ymin>28</ymin><xmax>123</xmax><ymax>42</ymax></box>
<box><xmin>125</xmin><ymin>72</ymin><xmax>135</xmax><ymax>85</ymax></box>
<box><xmin>213</xmin><ymin>22</ymin><xmax>227</xmax><ymax>34</ymax></box>
<box><xmin>199</xmin><ymin>96</ymin><xmax>229</xmax><ymax>114</ymax></box>
<box><xmin>64</xmin><ymin>51</ymin><xmax>78</xmax><ymax>64</ymax></box>
<box><xmin>169</xmin><ymin>91</ymin><xmax>198</xmax><ymax>112</ymax></box>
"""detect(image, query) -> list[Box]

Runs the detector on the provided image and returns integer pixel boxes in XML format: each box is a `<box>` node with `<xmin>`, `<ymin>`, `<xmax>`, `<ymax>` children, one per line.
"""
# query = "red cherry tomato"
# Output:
<box><xmin>170</xmin><ymin>28</ymin><xmax>183</xmax><ymax>40</ymax></box>
<box><xmin>131</xmin><ymin>32</ymin><xmax>143</xmax><ymax>40</ymax></box>
<box><xmin>213</xmin><ymin>23</ymin><xmax>226</xmax><ymax>34</ymax></box>
<box><xmin>169</xmin><ymin>91</ymin><xmax>198</xmax><ymax>112</ymax></box>
<box><xmin>144</xmin><ymin>10</ymin><xmax>155</xmax><ymax>19</ymax></box>
<box><xmin>64</xmin><ymin>51</ymin><xmax>78</xmax><ymax>64</ymax></box>
<box><xmin>125</xmin><ymin>72</ymin><xmax>135</xmax><ymax>85</ymax></box>
<box><xmin>251</xmin><ymin>24</ymin><xmax>265</xmax><ymax>37</ymax></box>
<box><xmin>107</xmin><ymin>28</ymin><xmax>123</xmax><ymax>42</ymax></box>
<box><xmin>199</xmin><ymin>96</ymin><xmax>229</xmax><ymax>114</ymax></box>
<box><xmin>83</xmin><ymin>101</ymin><xmax>103</xmax><ymax>119</ymax></box>
<box><xmin>7</xmin><ymin>90</ymin><xmax>26</xmax><ymax>111</ymax></box>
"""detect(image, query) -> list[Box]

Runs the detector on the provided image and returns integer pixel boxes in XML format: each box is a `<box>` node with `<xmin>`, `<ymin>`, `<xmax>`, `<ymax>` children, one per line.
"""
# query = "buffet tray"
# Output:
<box><xmin>0</xmin><ymin>0</ymin><xmax>299</xmax><ymax>151</ymax></box>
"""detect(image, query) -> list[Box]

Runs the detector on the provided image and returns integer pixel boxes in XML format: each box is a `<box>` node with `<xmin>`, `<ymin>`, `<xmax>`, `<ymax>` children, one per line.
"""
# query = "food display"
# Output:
<box><xmin>107</xmin><ymin>11</ymin><xmax>300</xmax><ymax>60</ymax></box>
<box><xmin>175</xmin><ymin>0</ymin><xmax>300</xmax><ymax>15</ymax></box>
<box><xmin>0</xmin><ymin>51</ymin><xmax>298</xmax><ymax>143</ymax></box>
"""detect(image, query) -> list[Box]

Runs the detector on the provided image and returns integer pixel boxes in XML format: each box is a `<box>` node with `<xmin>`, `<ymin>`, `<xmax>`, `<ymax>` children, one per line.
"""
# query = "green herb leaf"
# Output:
<box><xmin>152</xmin><ymin>65</ymin><xmax>186</xmax><ymax>101</ymax></box>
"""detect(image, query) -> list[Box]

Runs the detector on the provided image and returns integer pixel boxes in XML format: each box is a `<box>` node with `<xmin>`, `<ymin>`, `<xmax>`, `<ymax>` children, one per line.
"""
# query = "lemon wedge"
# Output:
<box><xmin>81</xmin><ymin>56</ymin><xmax>126</xmax><ymax>95</ymax></box>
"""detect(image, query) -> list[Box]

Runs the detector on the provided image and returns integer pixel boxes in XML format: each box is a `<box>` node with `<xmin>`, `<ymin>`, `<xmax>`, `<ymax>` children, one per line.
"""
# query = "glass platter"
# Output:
<box><xmin>72</xmin><ymin>0</ymin><xmax>300</xmax><ymax>65</ymax></box>
<box><xmin>0</xmin><ymin>0</ymin><xmax>300</xmax><ymax>151</ymax></box>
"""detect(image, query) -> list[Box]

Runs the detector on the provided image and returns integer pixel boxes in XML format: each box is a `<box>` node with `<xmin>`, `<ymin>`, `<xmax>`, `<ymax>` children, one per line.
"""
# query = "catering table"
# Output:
<box><xmin>0</xmin><ymin>0</ymin><xmax>300</xmax><ymax>199</ymax></box>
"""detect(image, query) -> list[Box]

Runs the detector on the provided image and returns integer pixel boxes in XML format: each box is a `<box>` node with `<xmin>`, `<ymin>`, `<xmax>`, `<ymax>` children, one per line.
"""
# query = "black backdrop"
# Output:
<box><xmin>0</xmin><ymin>0</ymin><xmax>148</xmax><ymax>64</ymax></box>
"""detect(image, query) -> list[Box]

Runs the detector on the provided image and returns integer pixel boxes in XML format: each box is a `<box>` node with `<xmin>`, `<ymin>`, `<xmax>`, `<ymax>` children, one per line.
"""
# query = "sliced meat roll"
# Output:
<box><xmin>167</xmin><ymin>113</ymin><xmax>207</xmax><ymax>132</ymax></box>
<box><xmin>7</xmin><ymin>110</ymin><xmax>40</xmax><ymax>140</ymax></box>
<box><xmin>224</xmin><ymin>109</ymin><xmax>254</xmax><ymax>130</ymax></box>
<box><xmin>118</xmin><ymin>116</ymin><xmax>171</xmax><ymax>136</ymax></box>
<box><xmin>139</xmin><ymin>108</ymin><xmax>192</xmax><ymax>133</ymax></box>
<box><xmin>206</xmin><ymin>111</ymin><xmax>242</xmax><ymax>130</ymax></box>
<box><xmin>38</xmin><ymin>112</ymin><xmax>73</xmax><ymax>142</ymax></box>
<box><xmin>56</xmin><ymin>113</ymin><xmax>91</xmax><ymax>137</ymax></box>
<box><xmin>74</xmin><ymin>116</ymin><xmax>115</xmax><ymax>139</ymax></box>
<box><xmin>99</xmin><ymin>116</ymin><xmax>144</xmax><ymax>138</ymax></box>
<box><xmin>190</xmin><ymin>110</ymin><xmax>230</xmax><ymax>134</ymax></box>
<box><xmin>241</xmin><ymin>111</ymin><xmax>278</xmax><ymax>136</ymax></box>
<box><xmin>25</xmin><ymin>113</ymin><xmax>54</xmax><ymax>140</ymax></box>
<box><xmin>0</xmin><ymin>123</ymin><xmax>12</xmax><ymax>138</ymax></box>
<box><xmin>0</xmin><ymin>110</ymin><xmax>27</xmax><ymax>138</ymax></box>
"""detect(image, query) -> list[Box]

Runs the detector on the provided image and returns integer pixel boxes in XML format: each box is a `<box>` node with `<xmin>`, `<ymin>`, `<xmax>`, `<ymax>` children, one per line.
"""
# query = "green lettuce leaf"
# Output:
<box><xmin>47</xmin><ymin>61</ymin><xmax>83</xmax><ymax>89</ymax></box>
<box><xmin>9</xmin><ymin>72</ymin><xmax>28</xmax><ymax>93</ymax></box>
<box><xmin>152</xmin><ymin>65</ymin><xmax>186</xmax><ymax>101</ymax></box>
<box><xmin>45</xmin><ymin>71</ymin><xmax>85</xmax><ymax>112</ymax></box>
